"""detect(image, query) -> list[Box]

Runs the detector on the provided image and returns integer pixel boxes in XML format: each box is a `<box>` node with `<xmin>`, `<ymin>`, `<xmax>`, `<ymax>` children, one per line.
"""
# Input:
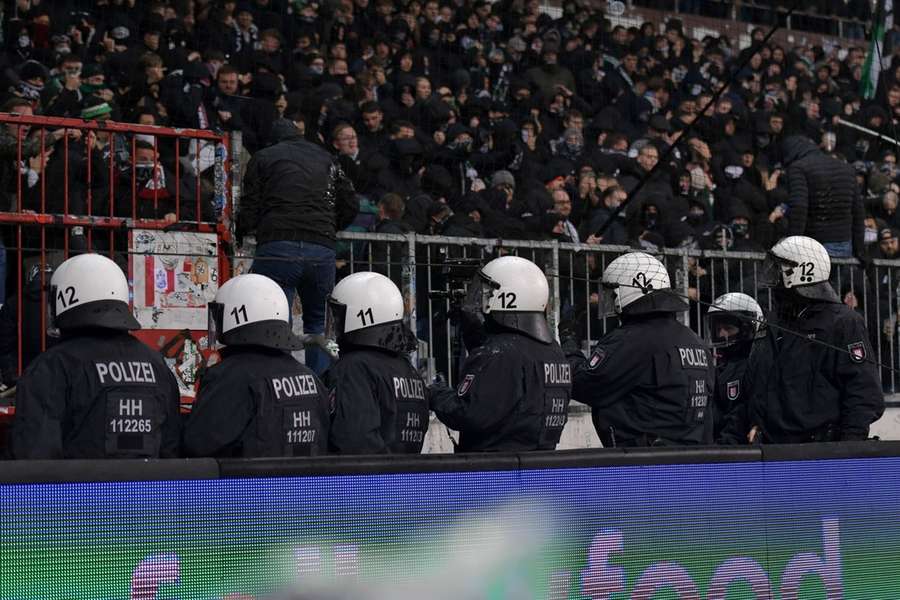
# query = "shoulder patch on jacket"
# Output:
<box><xmin>588</xmin><ymin>348</ymin><xmax>608</xmax><ymax>370</ymax></box>
<box><xmin>457</xmin><ymin>374</ymin><xmax>475</xmax><ymax>396</ymax></box>
<box><xmin>726</xmin><ymin>380</ymin><xmax>740</xmax><ymax>401</ymax></box>
<box><xmin>848</xmin><ymin>341</ymin><xmax>866</xmax><ymax>363</ymax></box>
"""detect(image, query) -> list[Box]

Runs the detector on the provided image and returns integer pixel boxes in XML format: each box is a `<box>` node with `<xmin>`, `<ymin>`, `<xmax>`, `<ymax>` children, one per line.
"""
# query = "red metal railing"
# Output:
<box><xmin>0</xmin><ymin>114</ymin><xmax>233</xmax><ymax>413</ymax></box>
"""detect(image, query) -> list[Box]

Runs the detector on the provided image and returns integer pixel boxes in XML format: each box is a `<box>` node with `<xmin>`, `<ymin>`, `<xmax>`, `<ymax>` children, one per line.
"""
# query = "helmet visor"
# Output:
<box><xmin>471</xmin><ymin>270</ymin><xmax>501</xmax><ymax>314</ymax></box>
<box><xmin>760</xmin><ymin>253</ymin><xmax>791</xmax><ymax>288</ymax></box>
<box><xmin>47</xmin><ymin>283</ymin><xmax>65</xmax><ymax>337</ymax></box>
<box><xmin>207</xmin><ymin>301</ymin><xmax>224</xmax><ymax>347</ymax></box>
<box><xmin>706</xmin><ymin>311</ymin><xmax>754</xmax><ymax>347</ymax></box>
<box><xmin>324</xmin><ymin>297</ymin><xmax>346</xmax><ymax>342</ymax></box>
<box><xmin>598</xmin><ymin>281</ymin><xmax>619</xmax><ymax>318</ymax></box>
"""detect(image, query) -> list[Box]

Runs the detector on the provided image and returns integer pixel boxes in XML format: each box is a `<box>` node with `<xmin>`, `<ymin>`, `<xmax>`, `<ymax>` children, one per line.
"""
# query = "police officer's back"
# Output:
<box><xmin>184</xmin><ymin>274</ymin><xmax>330</xmax><ymax>457</ymax></box>
<box><xmin>429</xmin><ymin>256</ymin><xmax>572</xmax><ymax>452</ymax></box>
<box><xmin>743</xmin><ymin>236</ymin><xmax>883</xmax><ymax>443</ymax></box>
<box><xmin>705</xmin><ymin>293</ymin><xmax>765</xmax><ymax>444</ymax></box>
<box><xmin>569</xmin><ymin>252</ymin><xmax>714</xmax><ymax>447</ymax></box>
<box><xmin>324</xmin><ymin>272</ymin><xmax>429</xmax><ymax>454</ymax></box>
<box><xmin>11</xmin><ymin>254</ymin><xmax>181</xmax><ymax>459</ymax></box>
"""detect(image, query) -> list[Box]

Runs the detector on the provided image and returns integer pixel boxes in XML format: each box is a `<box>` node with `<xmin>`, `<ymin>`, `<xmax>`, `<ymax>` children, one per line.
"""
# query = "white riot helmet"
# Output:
<box><xmin>705</xmin><ymin>292</ymin><xmax>764</xmax><ymax>348</ymax></box>
<box><xmin>50</xmin><ymin>253</ymin><xmax>140</xmax><ymax>331</ymax></box>
<box><xmin>208</xmin><ymin>274</ymin><xmax>301</xmax><ymax>350</ymax></box>
<box><xmin>472</xmin><ymin>256</ymin><xmax>553</xmax><ymax>343</ymax></box>
<box><xmin>600</xmin><ymin>251</ymin><xmax>684</xmax><ymax>316</ymax></box>
<box><xmin>327</xmin><ymin>272</ymin><xmax>413</xmax><ymax>353</ymax></box>
<box><xmin>762</xmin><ymin>236</ymin><xmax>840</xmax><ymax>302</ymax></box>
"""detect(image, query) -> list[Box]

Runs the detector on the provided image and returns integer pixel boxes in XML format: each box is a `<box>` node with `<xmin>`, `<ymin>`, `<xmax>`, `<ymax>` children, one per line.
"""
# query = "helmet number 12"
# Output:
<box><xmin>57</xmin><ymin>286</ymin><xmax>79</xmax><ymax>309</ymax></box>
<box><xmin>498</xmin><ymin>291</ymin><xmax>517</xmax><ymax>309</ymax></box>
<box><xmin>231</xmin><ymin>304</ymin><xmax>248</xmax><ymax>325</ymax></box>
<box><xmin>799</xmin><ymin>262</ymin><xmax>815</xmax><ymax>283</ymax></box>
<box><xmin>357</xmin><ymin>307</ymin><xmax>375</xmax><ymax>326</ymax></box>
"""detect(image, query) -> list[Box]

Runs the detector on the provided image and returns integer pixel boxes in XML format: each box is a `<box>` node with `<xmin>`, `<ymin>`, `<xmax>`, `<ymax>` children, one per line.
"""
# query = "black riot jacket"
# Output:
<box><xmin>184</xmin><ymin>346</ymin><xmax>330</xmax><ymax>458</ymax></box>
<box><xmin>713</xmin><ymin>349</ymin><xmax>750</xmax><ymax>444</ymax></box>
<box><xmin>742</xmin><ymin>302</ymin><xmax>884</xmax><ymax>442</ymax></box>
<box><xmin>569</xmin><ymin>313</ymin><xmax>714</xmax><ymax>447</ymax></box>
<box><xmin>325</xmin><ymin>347</ymin><xmax>429</xmax><ymax>454</ymax></box>
<box><xmin>12</xmin><ymin>329</ymin><xmax>181</xmax><ymax>459</ymax></box>
<box><xmin>429</xmin><ymin>331</ymin><xmax>572</xmax><ymax>452</ymax></box>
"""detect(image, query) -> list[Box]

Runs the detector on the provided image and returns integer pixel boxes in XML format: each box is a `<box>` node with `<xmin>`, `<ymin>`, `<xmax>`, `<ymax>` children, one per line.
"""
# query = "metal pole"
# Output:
<box><xmin>548</xmin><ymin>241</ymin><xmax>561</xmax><ymax>342</ymax></box>
<box><xmin>836</xmin><ymin>118</ymin><xmax>900</xmax><ymax>148</ymax></box>
<box><xmin>405</xmin><ymin>232</ymin><xmax>418</xmax><ymax>366</ymax></box>
<box><xmin>230</xmin><ymin>130</ymin><xmax>244</xmax><ymax>238</ymax></box>
<box><xmin>679</xmin><ymin>250</ymin><xmax>691</xmax><ymax>327</ymax></box>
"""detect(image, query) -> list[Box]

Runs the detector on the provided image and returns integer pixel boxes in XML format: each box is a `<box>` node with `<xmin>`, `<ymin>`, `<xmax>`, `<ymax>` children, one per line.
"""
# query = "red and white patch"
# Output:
<box><xmin>848</xmin><ymin>342</ymin><xmax>866</xmax><ymax>363</ymax></box>
<box><xmin>457</xmin><ymin>374</ymin><xmax>475</xmax><ymax>396</ymax></box>
<box><xmin>726</xmin><ymin>380</ymin><xmax>740</xmax><ymax>402</ymax></box>
<box><xmin>588</xmin><ymin>348</ymin><xmax>608</xmax><ymax>370</ymax></box>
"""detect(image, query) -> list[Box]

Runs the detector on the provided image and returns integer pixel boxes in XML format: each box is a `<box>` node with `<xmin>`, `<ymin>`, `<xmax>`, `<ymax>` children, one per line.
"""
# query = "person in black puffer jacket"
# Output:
<box><xmin>237</xmin><ymin>118</ymin><xmax>358</xmax><ymax>375</ymax></box>
<box><xmin>782</xmin><ymin>135</ymin><xmax>864</xmax><ymax>261</ymax></box>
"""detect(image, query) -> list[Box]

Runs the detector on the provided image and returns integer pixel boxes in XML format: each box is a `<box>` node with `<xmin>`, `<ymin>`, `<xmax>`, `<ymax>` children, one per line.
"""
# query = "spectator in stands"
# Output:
<box><xmin>873</xmin><ymin>227</ymin><xmax>900</xmax><ymax>260</ymax></box>
<box><xmin>582</xmin><ymin>185</ymin><xmax>629</xmax><ymax>246</ymax></box>
<box><xmin>116</xmin><ymin>139</ymin><xmax>213</xmax><ymax>223</ymax></box>
<box><xmin>782</xmin><ymin>135</ymin><xmax>864</xmax><ymax>261</ymax></box>
<box><xmin>331</xmin><ymin>123</ymin><xmax>371</xmax><ymax>192</ymax></box>
<box><xmin>369</xmin><ymin>193</ymin><xmax>409</xmax><ymax>287</ymax></box>
<box><xmin>237</xmin><ymin>118</ymin><xmax>357</xmax><ymax>375</ymax></box>
<box><xmin>359</xmin><ymin>101</ymin><xmax>388</xmax><ymax>155</ymax></box>
<box><xmin>548</xmin><ymin>189</ymin><xmax>579</xmax><ymax>244</ymax></box>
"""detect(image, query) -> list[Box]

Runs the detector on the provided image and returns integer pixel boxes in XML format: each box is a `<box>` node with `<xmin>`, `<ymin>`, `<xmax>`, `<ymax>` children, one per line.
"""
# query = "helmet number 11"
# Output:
<box><xmin>357</xmin><ymin>307</ymin><xmax>375</xmax><ymax>326</ymax></box>
<box><xmin>231</xmin><ymin>304</ymin><xmax>248</xmax><ymax>325</ymax></box>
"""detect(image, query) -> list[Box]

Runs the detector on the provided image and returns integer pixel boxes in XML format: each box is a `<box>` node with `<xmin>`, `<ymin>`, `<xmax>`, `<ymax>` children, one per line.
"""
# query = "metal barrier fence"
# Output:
<box><xmin>333</xmin><ymin>233</ymin><xmax>900</xmax><ymax>394</ymax></box>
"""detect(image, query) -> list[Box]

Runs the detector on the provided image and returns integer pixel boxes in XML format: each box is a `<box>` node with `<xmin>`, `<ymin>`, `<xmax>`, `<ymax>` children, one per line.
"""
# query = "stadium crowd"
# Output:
<box><xmin>2</xmin><ymin>0</ymin><xmax>900</xmax><ymax>259</ymax></box>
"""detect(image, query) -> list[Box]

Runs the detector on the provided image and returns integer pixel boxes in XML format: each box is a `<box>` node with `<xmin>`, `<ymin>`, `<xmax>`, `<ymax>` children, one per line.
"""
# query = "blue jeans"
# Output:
<box><xmin>250</xmin><ymin>240</ymin><xmax>336</xmax><ymax>375</ymax></box>
<box><xmin>822</xmin><ymin>241</ymin><xmax>852</xmax><ymax>258</ymax></box>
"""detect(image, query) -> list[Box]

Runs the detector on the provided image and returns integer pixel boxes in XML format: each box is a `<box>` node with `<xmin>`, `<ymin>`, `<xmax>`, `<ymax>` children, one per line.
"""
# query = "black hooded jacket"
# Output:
<box><xmin>237</xmin><ymin>119</ymin><xmax>358</xmax><ymax>249</ymax></box>
<box><xmin>783</xmin><ymin>136</ymin><xmax>864</xmax><ymax>255</ymax></box>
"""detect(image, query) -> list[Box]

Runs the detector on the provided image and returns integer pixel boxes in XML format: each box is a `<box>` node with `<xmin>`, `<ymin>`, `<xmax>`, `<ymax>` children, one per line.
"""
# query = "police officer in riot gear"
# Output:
<box><xmin>705</xmin><ymin>293</ymin><xmax>764</xmax><ymax>444</ymax></box>
<box><xmin>740</xmin><ymin>236</ymin><xmax>883</xmax><ymax>443</ymax></box>
<box><xmin>568</xmin><ymin>251</ymin><xmax>714</xmax><ymax>446</ymax></box>
<box><xmin>11</xmin><ymin>253</ymin><xmax>181</xmax><ymax>459</ymax></box>
<box><xmin>428</xmin><ymin>256</ymin><xmax>572</xmax><ymax>452</ymax></box>
<box><xmin>184</xmin><ymin>274</ymin><xmax>330</xmax><ymax>457</ymax></box>
<box><xmin>324</xmin><ymin>271</ymin><xmax>429</xmax><ymax>454</ymax></box>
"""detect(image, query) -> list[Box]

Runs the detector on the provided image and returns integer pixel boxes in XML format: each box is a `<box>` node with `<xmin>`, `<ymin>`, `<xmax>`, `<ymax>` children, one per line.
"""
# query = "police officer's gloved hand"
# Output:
<box><xmin>560</xmin><ymin>335</ymin><xmax>581</xmax><ymax>356</ymax></box>
<box><xmin>426</xmin><ymin>373</ymin><xmax>450</xmax><ymax>399</ymax></box>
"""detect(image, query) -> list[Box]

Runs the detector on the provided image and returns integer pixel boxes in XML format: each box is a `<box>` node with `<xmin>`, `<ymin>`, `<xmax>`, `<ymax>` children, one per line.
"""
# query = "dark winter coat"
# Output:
<box><xmin>237</xmin><ymin>119</ymin><xmax>357</xmax><ymax>249</ymax></box>
<box><xmin>783</xmin><ymin>136</ymin><xmax>864</xmax><ymax>255</ymax></box>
